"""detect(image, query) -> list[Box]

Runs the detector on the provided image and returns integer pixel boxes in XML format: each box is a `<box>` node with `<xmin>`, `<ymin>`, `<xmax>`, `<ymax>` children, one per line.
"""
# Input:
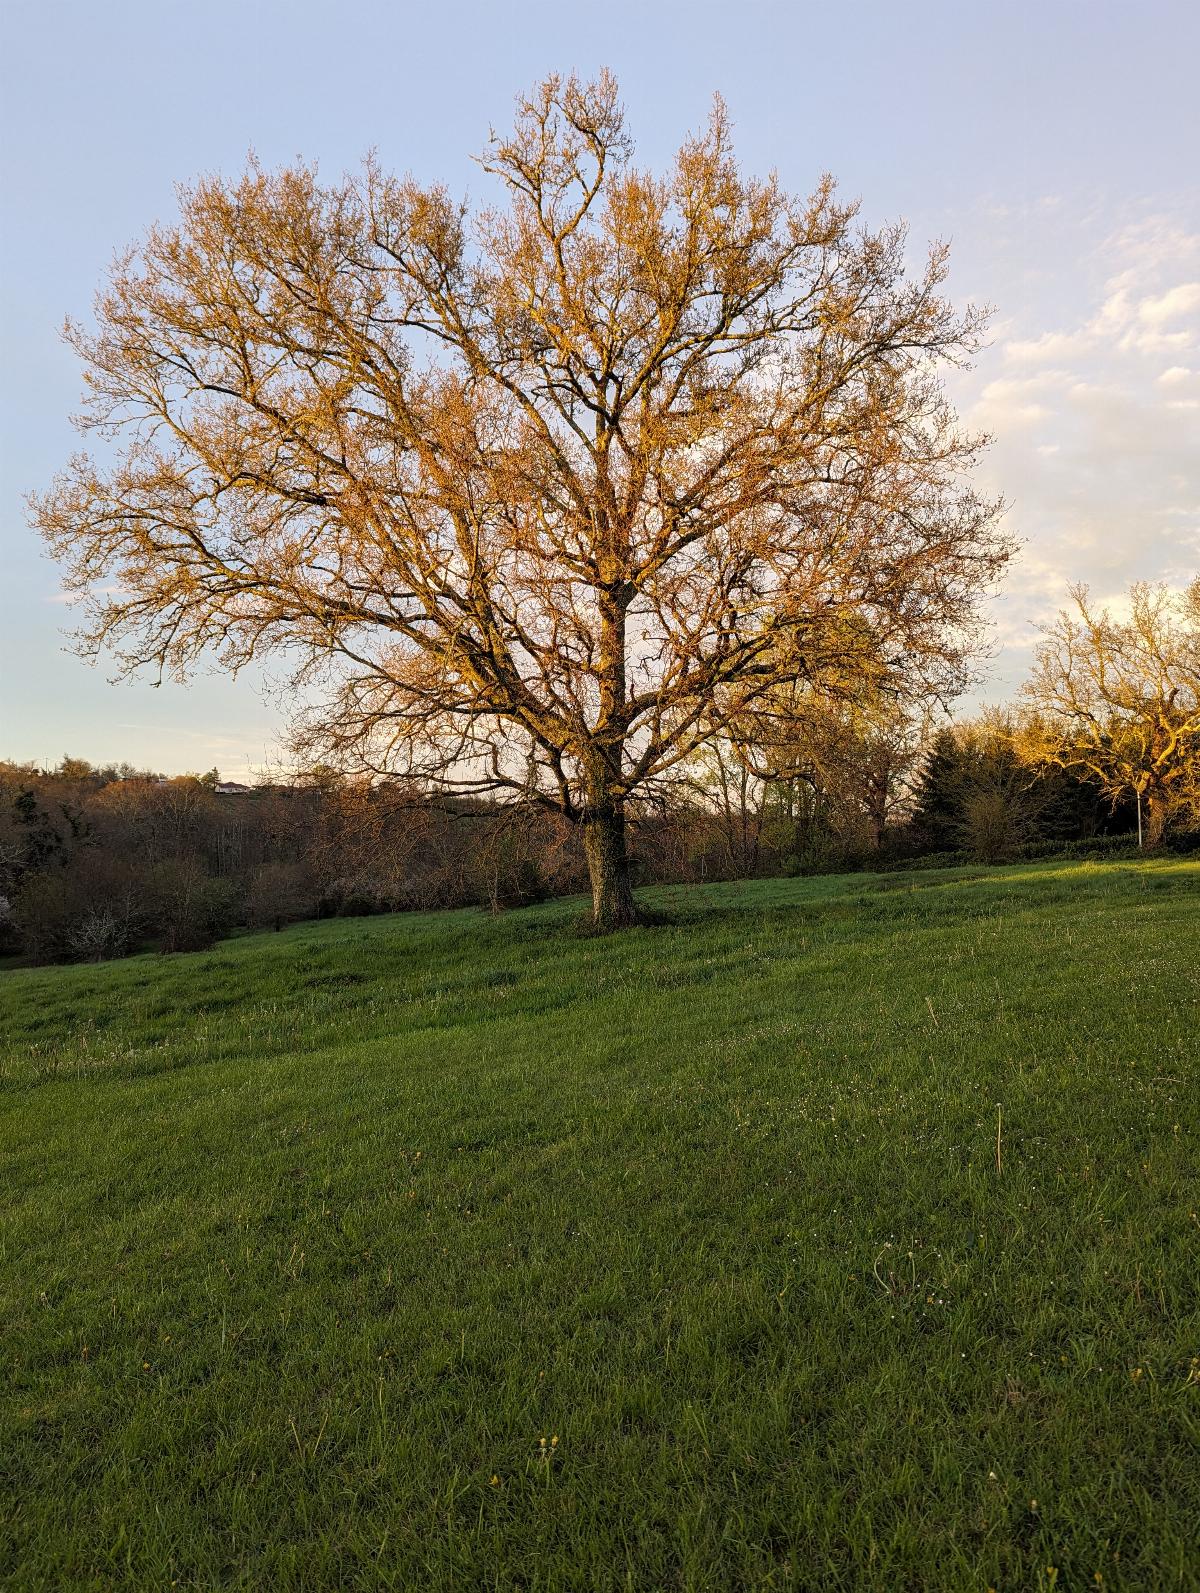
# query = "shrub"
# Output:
<box><xmin>883</xmin><ymin>850</ymin><xmax>964</xmax><ymax>873</ymax></box>
<box><xmin>961</xmin><ymin>789</ymin><xmax>1023</xmax><ymax>863</ymax></box>
<box><xmin>472</xmin><ymin>829</ymin><xmax>550</xmax><ymax>912</ymax></box>
<box><xmin>246</xmin><ymin>862</ymin><xmax>317</xmax><ymax>931</ymax></box>
<box><xmin>12</xmin><ymin>853</ymin><xmax>148</xmax><ymax>962</ymax></box>
<box><xmin>146</xmin><ymin>861</ymin><xmax>238</xmax><ymax>952</ymax></box>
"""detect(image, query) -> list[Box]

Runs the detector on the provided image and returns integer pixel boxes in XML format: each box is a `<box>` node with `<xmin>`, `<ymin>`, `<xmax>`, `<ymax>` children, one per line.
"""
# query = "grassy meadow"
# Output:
<box><xmin>2</xmin><ymin>860</ymin><xmax>1198</xmax><ymax>1590</ymax></box>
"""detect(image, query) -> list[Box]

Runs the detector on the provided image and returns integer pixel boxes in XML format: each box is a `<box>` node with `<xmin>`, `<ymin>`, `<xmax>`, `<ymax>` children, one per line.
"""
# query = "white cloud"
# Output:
<box><xmin>1136</xmin><ymin>281</ymin><xmax>1200</xmax><ymax>327</ymax></box>
<box><xmin>1000</xmin><ymin>275</ymin><xmax>1200</xmax><ymax>369</ymax></box>
<box><xmin>1002</xmin><ymin>330</ymin><xmax>1089</xmax><ymax>365</ymax></box>
<box><xmin>1089</xmin><ymin>281</ymin><xmax>1135</xmax><ymax>337</ymax></box>
<box><xmin>1120</xmin><ymin>326</ymin><xmax>1192</xmax><ymax>354</ymax></box>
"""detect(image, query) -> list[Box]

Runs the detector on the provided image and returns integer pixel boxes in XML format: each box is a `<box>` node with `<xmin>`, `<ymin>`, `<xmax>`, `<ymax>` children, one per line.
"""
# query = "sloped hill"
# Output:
<box><xmin>2</xmin><ymin>862</ymin><xmax>1198</xmax><ymax>1589</ymax></box>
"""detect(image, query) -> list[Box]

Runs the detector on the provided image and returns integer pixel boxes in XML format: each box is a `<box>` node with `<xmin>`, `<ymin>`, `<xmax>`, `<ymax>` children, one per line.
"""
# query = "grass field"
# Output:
<box><xmin>2</xmin><ymin>860</ymin><xmax>1198</xmax><ymax>1590</ymax></box>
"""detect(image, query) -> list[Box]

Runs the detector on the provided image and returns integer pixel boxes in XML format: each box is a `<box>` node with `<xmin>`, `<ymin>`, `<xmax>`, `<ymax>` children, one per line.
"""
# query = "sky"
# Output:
<box><xmin>1</xmin><ymin>0</ymin><xmax>1197</xmax><ymax>779</ymax></box>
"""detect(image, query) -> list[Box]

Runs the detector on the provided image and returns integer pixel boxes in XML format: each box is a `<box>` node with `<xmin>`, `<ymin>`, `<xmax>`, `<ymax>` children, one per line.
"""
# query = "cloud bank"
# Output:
<box><xmin>955</xmin><ymin>205</ymin><xmax>1200</xmax><ymax>699</ymax></box>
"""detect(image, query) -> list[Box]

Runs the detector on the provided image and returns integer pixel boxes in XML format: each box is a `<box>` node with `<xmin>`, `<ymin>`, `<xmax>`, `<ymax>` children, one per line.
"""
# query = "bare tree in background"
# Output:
<box><xmin>32</xmin><ymin>72</ymin><xmax>1010</xmax><ymax>928</ymax></box>
<box><xmin>681</xmin><ymin>681</ymin><xmax>931</xmax><ymax>873</ymax></box>
<box><xmin>1019</xmin><ymin>581</ymin><xmax>1200</xmax><ymax>847</ymax></box>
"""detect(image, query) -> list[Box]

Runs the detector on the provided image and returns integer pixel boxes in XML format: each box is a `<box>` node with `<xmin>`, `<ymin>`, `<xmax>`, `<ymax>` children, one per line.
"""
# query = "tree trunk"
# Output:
<box><xmin>1144</xmin><ymin>791</ymin><xmax>1168</xmax><ymax>849</ymax></box>
<box><xmin>581</xmin><ymin>803</ymin><xmax>640</xmax><ymax>930</ymax></box>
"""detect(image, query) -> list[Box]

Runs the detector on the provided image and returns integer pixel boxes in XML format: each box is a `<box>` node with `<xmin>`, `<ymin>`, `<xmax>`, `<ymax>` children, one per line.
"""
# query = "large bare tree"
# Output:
<box><xmin>33</xmin><ymin>73</ymin><xmax>1010</xmax><ymax>927</ymax></box>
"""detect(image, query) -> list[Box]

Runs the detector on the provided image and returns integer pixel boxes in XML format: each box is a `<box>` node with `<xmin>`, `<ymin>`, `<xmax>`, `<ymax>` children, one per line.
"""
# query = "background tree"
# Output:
<box><xmin>1018</xmin><ymin>581</ymin><xmax>1200</xmax><ymax>847</ymax></box>
<box><xmin>763</xmin><ymin>689</ymin><xmax>930</xmax><ymax>852</ymax></box>
<box><xmin>908</xmin><ymin>710</ymin><xmax>1125</xmax><ymax>862</ymax></box>
<box><xmin>910</xmin><ymin>716</ymin><xmax>1035</xmax><ymax>859</ymax></box>
<box><xmin>679</xmin><ymin>681</ymin><xmax>930</xmax><ymax>876</ymax></box>
<box><xmin>32</xmin><ymin>72</ymin><xmax>1010</xmax><ymax>928</ymax></box>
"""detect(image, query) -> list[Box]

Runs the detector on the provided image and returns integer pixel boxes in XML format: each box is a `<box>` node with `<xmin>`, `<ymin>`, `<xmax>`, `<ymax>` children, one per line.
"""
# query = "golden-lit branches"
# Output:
<box><xmin>1019</xmin><ymin>580</ymin><xmax>1200</xmax><ymax>846</ymax></box>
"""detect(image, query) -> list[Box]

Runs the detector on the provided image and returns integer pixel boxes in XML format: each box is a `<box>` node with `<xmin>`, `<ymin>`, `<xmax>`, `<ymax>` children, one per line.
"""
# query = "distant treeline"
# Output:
<box><xmin>0</xmin><ymin>723</ymin><xmax>1181</xmax><ymax>965</ymax></box>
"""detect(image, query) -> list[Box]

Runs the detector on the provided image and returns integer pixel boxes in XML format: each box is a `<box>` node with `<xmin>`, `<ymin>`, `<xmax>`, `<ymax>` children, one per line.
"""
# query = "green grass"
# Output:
<box><xmin>2</xmin><ymin>861</ymin><xmax>1199</xmax><ymax>1591</ymax></box>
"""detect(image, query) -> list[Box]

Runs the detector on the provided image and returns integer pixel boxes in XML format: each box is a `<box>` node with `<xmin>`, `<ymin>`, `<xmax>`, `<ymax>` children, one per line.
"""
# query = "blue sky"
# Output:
<box><xmin>2</xmin><ymin>0</ymin><xmax>1197</xmax><ymax>777</ymax></box>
